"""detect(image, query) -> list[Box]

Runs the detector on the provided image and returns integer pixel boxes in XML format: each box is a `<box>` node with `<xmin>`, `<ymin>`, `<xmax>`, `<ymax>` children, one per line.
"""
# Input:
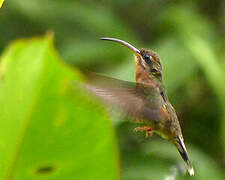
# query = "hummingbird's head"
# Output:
<box><xmin>100</xmin><ymin>37</ymin><xmax>162</xmax><ymax>83</ymax></box>
<box><xmin>138</xmin><ymin>49</ymin><xmax>162</xmax><ymax>81</ymax></box>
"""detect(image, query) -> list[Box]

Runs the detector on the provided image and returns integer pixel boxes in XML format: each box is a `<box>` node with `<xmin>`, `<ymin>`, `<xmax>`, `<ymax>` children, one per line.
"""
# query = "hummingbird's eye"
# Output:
<box><xmin>143</xmin><ymin>54</ymin><xmax>150</xmax><ymax>60</ymax></box>
<box><xmin>151</xmin><ymin>68</ymin><xmax>158</xmax><ymax>73</ymax></box>
<box><xmin>143</xmin><ymin>54</ymin><xmax>152</xmax><ymax>66</ymax></box>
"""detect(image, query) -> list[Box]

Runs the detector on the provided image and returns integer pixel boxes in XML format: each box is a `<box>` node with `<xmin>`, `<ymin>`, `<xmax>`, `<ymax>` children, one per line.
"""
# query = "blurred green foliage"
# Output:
<box><xmin>0</xmin><ymin>0</ymin><xmax>225</xmax><ymax>179</ymax></box>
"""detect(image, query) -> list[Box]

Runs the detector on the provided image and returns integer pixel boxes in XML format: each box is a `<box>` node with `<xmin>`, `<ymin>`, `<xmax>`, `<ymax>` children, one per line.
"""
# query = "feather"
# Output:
<box><xmin>79</xmin><ymin>71</ymin><xmax>164</xmax><ymax>123</ymax></box>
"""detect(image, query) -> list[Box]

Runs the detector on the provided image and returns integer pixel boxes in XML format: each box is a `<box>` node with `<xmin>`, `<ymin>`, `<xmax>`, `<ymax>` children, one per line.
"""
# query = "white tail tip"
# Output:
<box><xmin>188</xmin><ymin>166</ymin><xmax>195</xmax><ymax>176</ymax></box>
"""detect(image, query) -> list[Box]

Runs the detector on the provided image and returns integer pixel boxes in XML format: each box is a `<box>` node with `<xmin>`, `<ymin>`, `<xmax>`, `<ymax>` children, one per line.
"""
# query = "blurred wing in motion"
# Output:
<box><xmin>79</xmin><ymin>71</ymin><xmax>164</xmax><ymax>123</ymax></box>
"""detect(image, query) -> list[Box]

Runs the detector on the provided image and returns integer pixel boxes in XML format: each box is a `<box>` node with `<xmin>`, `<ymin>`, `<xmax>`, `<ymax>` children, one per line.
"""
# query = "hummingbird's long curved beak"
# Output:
<box><xmin>175</xmin><ymin>136</ymin><xmax>194</xmax><ymax>176</ymax></box>
<box><xmin>100</xmin><ymin>37</ymin><xmax>140</xmax><ymax>55</ymax></box>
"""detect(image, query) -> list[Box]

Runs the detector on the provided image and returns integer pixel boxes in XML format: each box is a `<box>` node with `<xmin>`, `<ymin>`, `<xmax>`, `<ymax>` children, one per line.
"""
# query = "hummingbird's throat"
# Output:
<box><xmin>135</xmin><ymin>55</ymin><xmax>146</xmax><ymax>69</ymax></box>
<box><xmin>134</xmin><ymin>57</ymin><xmax>159</xmax><ymax>88</ymax></box>
<box><xmin>135</xmin><ymin>62</ymin><xmax>151</xmax><ymax>85</ymax></box>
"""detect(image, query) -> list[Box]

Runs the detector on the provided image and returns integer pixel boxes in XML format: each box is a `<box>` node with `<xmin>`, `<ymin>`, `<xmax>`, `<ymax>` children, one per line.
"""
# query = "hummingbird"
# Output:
<box><xmin>83</xmin><ymin>37</ymin><xmax>194</xmax><ymax>176</ymax></box>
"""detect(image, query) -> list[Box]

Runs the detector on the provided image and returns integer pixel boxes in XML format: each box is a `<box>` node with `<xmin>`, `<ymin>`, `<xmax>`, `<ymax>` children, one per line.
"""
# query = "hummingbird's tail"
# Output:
<box><xmin>175</xmin><ymin>136</ymin><xmax>195</xmax><ymax>176</ymax></box>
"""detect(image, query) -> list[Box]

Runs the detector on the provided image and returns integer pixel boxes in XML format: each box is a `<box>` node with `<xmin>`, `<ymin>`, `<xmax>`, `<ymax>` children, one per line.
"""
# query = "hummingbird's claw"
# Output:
<box><xmin>134</xmin><ymin>126</ymin><xmax>154</xmax><ymax>138</ymax></box>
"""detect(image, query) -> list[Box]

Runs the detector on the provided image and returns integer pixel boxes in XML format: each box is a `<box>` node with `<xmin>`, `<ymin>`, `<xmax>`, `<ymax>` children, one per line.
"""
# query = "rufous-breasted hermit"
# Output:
<box><xmin>83</xmin><ymin>37</ymin><xmax>194</xmax><ymax>176</ymax></box>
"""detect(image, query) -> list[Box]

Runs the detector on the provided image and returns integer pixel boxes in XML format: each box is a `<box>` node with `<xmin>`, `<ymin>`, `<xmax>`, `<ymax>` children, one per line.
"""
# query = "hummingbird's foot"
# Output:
<box><xmin>134</xmin><ymin>126</ymin><xmax>154</xmax><ymax>138</ymax></box>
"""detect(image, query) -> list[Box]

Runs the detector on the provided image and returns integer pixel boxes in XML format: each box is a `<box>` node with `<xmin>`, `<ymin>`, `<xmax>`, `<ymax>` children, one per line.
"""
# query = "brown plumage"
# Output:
<box><xmin>81</xmin><ymin>37</ymin><xmax>194</xmax><ymax>176</ymax></box>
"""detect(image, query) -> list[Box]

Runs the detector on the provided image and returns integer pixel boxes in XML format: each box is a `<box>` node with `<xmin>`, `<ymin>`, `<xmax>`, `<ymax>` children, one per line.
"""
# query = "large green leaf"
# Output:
<box><xmin>0</xmin><ymin>36</ymin><xmax>119</xmax><ymax>179</ymax></box>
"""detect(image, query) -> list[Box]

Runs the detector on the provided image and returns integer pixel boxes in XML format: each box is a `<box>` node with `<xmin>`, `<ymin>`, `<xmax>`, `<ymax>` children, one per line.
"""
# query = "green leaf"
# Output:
<box><xmin>0</xmin><ymin>36</ymin><xmax>119</xmax><ymax>179</ymax></box>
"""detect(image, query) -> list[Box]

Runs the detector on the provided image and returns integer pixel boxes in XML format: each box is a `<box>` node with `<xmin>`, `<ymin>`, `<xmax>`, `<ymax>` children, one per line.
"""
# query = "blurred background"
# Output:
<box><xmin>1</xmin><ymin>0</ymin><xmax>225</xmax><ymax>179</ymax></box>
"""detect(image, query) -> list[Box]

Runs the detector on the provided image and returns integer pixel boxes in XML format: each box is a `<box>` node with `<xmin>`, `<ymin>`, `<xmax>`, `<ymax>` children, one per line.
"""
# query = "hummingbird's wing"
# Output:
<box><xmin>80</xmin><ymin>71</ymin><xmax>164</xmax><ymax>123</ymax></box>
